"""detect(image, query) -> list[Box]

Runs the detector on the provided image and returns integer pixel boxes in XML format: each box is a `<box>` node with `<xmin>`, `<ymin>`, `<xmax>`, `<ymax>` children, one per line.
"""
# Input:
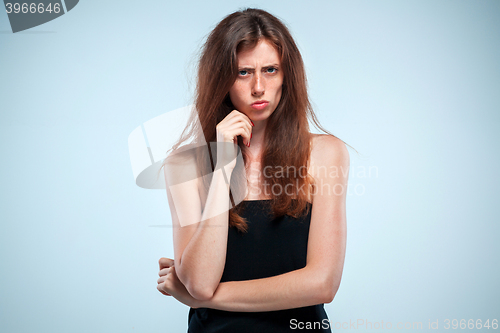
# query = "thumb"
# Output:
<box><xmin>159</xmin><ymin>257</ymin><xmax>175</xmax><ymax>269</ymax></box>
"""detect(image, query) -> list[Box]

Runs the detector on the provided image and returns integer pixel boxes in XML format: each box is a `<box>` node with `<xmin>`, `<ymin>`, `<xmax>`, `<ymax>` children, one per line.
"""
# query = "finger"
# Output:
<box><xmin>217</xmin><ymin>114</ymin><xmax>252</xmax><ymax>144</ymax></box>
<box><xmin>232</xmin><ymin>121</ymin><xmax>252</xmax><ymax>147</ymax></box>
<box><xmin>157</xmin><ymin>283</ymin><xmax>171</xmax><ymax>296</ymax></box>
<box><xmin>228</xmin><ymin>126</ymin><xmax>252</xmax><ymax>147</ymax></box>
<box><xmin>159</xmin><ymin>257</ymin><xmax>174</xmax><ymax>269</ymax></box>
<box><xmin>240</xmin><ymin>112</ymin><xmax>254</xmax><ymax>128</ymax></box>
<box><xmin>234</xmin><ymin>119</ymin><xmax>252</xmax><ymax>146</ymax></box>
<box><xmin>226</xmin><ymin>111</ymin><xmax>253</xmax><ymax>130</ymax></box>
<box><xmin>217</xmin><ymin>116</ymin><xmax>244</xmax><ymax>133</ymax></box>
<box><xmin>158</xmin><ymin>267</ymin><xmax>171</xmax><ymax>277</ymax></box>
<box><xmin>157</xmin><ymin>267</ymin><xmax>175</xmax><ymax>282</ymax></box>
<box><xmin>159</xmin><ymin>257</ymin><xmax>174</xmax><ymax>268</ymax></box>
<box><xmin>231</xmin><ymin>110</ymin><xmax>254</xmax><ymax>128</ymax></box>
<box><xmin>218</xmin><ymin>110</ymin><xmax>240</xmax><ymax>126</ymax></box>
<box><xmin>220</xmin><ymin>110</ymin><xmax>251</xmax><ymax>130</ymax></box>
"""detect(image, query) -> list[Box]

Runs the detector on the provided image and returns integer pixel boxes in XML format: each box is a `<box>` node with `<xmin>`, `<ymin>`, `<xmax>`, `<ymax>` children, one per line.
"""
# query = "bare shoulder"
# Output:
<box><xmin>164</xmin><ymin>144</ymin><xmax>197</xmax><ymax>166</ymax></box>
<box><xmin>163</xmin><ymin>144</ymin><xmax>203</xmax><ymax>189</ymax></box>
<box><xmin>309</xmin><ymin>133</ymin><xmax>350</xmax><ymax>170</ymax></box>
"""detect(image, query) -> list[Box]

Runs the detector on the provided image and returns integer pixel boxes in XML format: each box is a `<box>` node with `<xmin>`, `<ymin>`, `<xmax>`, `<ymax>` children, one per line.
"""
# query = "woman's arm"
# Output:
<box><xmin>201</xmin><ymin>136</ymin><xmax>349</xmax><ymax>311</ymax></box>
<box><xmin>164</xmin><ymin>111</ymin><xmax>253</xmax><ymax>301</ymax></box>
<box><xmin>160</xmin><ymin>135</ymin><xmax>349</xmax><ymax>311</ymax></box>
<box><xmin>164</xmin><ymin>149</ymin><xmax>233</xmax><ymax>301</ymax></box>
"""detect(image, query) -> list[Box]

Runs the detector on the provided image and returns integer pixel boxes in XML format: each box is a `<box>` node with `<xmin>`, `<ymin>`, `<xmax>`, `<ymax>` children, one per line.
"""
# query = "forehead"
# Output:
<box><xmin>236</xmin><ymin>39</ymin><xmax>281</xmax><ymax>66</ymax></box>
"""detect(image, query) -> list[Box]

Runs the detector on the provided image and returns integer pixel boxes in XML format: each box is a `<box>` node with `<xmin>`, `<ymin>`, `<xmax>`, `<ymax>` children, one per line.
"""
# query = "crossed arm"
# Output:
<box><xmin>158</xmin><ymin>136</ymin><xmax>349</xmax><ymax>312</ymax></box>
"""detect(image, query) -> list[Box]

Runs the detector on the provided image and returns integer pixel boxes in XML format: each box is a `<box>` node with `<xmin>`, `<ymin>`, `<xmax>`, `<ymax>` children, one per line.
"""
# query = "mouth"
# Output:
<box><xmin>251</xmin><ymin>100</ymin><xmax>269</xmax><ymax>110</ymax></box>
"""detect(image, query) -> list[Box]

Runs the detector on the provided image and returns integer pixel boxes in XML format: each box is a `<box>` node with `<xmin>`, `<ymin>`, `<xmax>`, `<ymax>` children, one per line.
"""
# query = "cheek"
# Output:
<box><xmin>229</xmin><ymin>85</ymin><xmax>245</xmax><ymax>103</ymax></box>
<box><xmin>272</xmin><ymin>75</ymin><xmax>284</xmax><ymax>93</ymax></box>
<box><xmin>228</xmin><ymin>88</ymin><xmax>236</xmax><ymax>105</ymax></box>
<box><xmin>273</xmin><ymin>81</ymin><xmax>283</xmax><ymax>100</ymax></box>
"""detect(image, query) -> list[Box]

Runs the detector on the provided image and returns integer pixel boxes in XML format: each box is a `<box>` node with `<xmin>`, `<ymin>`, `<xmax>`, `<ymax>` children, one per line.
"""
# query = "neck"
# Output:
<box><xmin>243</xmin><ymin>118</ymin><xmax>267</xmax><ymax>157</ymax></box>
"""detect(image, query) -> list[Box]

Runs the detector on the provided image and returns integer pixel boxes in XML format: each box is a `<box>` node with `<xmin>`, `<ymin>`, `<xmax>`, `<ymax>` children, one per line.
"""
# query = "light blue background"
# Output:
<box><xmin>1</xmin><ymin>0</ymin><xmax>499</xmax><ymax>332</ymax></box>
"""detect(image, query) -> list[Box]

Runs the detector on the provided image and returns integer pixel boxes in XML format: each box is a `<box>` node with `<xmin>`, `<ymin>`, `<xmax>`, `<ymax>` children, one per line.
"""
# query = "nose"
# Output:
<box><xmin>252</xmin><ymin>73</ymin><xmax>264</xmax><ymax>97</ymax></box>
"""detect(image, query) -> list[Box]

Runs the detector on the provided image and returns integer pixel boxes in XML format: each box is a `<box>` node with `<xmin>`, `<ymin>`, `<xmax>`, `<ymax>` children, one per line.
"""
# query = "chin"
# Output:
<box><xmin>250</xmin><ymin>112</ymin><xmax>272</xmax><ymax>121</ymax></box>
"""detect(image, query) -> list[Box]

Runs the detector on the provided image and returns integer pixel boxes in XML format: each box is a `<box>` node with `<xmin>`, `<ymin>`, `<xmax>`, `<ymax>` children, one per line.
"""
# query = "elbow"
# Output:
<box><xmin>186</xmin><ymin>282</ymin><xmax>216</xmax><ymax>301</ymax></box>
<box><xmin>176</xmin><ymin>262</ymin><xmax>219</xmax><ymax>301</ymax></box>
<box><xmin>178</xmin><ymin>269</ymin><xmax>217</xmax><ymax>301</ymax></box>
<box><xmin>323</xmin><ymin>286</ymin><xmax>338</xmax><ymax>304</ymax></box>
<box><xmin>318</xmin><ymin>277</ymin><xmax>340</xmax><ymax>304</ymax></box>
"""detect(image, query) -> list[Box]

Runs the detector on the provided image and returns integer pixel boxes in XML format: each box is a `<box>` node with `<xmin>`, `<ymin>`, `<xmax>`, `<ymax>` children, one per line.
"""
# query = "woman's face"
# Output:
<box><xmin>229</xmin><ymin>39</ymin><xmax>284</xmax><ymax>122</ymax></box>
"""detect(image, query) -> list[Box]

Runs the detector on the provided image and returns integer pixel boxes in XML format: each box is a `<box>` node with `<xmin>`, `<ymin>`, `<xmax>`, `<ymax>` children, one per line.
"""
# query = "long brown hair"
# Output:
<box><xmin>164</xmin><ymin>8</ymin><xmax>356</xmax><ymax>232</ymax></box>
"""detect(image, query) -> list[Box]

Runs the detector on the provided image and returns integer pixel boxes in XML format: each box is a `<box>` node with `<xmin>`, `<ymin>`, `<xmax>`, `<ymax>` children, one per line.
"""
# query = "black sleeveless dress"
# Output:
<box><xmin>187</xmin><ymin>199</ymin><xmax>331</xmax><ymax>332</ymax></box>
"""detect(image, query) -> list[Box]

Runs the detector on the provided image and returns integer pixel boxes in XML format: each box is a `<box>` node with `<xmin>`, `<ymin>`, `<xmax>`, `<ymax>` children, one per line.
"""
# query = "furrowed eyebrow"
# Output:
<box><xmin>238</xmin><ymin>64</ymin><xmax>280</xmax><ymax>71</ymax></box>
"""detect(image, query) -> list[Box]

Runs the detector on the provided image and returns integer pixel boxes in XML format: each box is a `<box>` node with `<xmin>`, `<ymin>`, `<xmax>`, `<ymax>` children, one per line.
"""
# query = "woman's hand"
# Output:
<box><xmin>216</xmin><ymin>109</ymin><xmax>253</xmax><ymax>146</ymax></box>
<box><xmin>215</xmin><ymin>110</ymin><xmax>254</xmax><ymax>170</ymax></box>
<box><xmin>157</xmin><ymin>257</ymin><xmax>201</xmax><ymax>308</ymax></box>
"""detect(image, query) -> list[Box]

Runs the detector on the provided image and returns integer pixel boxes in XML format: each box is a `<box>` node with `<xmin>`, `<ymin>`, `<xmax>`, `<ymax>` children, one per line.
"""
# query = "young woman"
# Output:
<box><xmin>157</xmin><ymin>8</ymin><xmax>351</xmax><ymax>332</ymax></box>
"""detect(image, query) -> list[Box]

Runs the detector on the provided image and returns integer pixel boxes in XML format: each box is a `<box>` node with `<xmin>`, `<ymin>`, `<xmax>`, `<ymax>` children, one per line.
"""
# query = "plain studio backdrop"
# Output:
<box><xmin>1</xmin><ymin>0</ymin><xmax>499</xmax><ymax>332</ymax></box>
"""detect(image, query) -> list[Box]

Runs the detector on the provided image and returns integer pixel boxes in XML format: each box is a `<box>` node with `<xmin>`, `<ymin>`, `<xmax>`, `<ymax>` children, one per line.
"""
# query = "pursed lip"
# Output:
<box><xmin>251</xmin><ymin>100</ymin><xmax>269</xmax><ymax>106</ymax></box>
<box><xmin>250</xmin><ymin>100</ymin><xmax>269</xmax><ymax>110</ymax></box>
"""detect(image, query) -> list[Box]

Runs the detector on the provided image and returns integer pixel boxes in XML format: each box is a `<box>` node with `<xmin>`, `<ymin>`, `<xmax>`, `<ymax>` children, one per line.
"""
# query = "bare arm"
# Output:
<box><xmin>160</xmin><ymin>135</ymin><xmax>349</xmax><ymax>311</ymax></box>
<box><xmin>164</xmin><ymin>110</ymin><xmax>253</xmax><ymax>301</ymax></box>
<box><xmin>198</xmin><ymin>136</ymin><xmax>349</xmax><ymax>311</ymax></box>
<box><xmin>164</xmin><ymin>159</ymin><xmax>232</xmax><ymax>301</ymax></box>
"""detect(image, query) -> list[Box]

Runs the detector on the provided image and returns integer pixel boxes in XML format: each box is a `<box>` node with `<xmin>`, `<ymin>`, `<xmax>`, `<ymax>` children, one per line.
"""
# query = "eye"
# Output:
<box><xmin>266</xmin><ymin>67</ymin><xmax>278</xmax><ymax>74</ymax></box>
<box><xmin>238</xmin><ymin>70</ymin><xmax>249</xmax><ymax>76</ymax></box>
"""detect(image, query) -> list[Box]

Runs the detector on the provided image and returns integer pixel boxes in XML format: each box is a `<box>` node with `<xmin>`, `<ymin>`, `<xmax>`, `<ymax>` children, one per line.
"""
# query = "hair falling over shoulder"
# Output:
<box><xmin>163</xmin><ymin>8</ymin><xmax>355</xmax><ymax>232</ymax></box>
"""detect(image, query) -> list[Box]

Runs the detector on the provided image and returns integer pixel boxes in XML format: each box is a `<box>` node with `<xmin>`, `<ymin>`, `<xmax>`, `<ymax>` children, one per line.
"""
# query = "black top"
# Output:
<box><xmin>187</xmin><ymin>200</ymin><xmax>331</xmax><ymax>332</ymax></box>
